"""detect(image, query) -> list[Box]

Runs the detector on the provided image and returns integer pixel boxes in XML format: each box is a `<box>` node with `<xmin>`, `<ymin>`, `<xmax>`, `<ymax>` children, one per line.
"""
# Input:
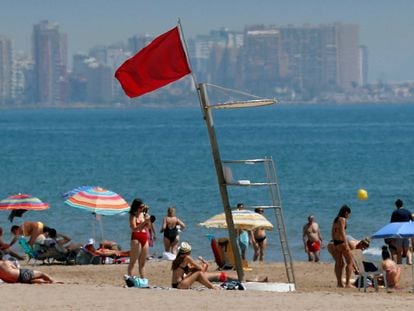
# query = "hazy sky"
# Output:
<box><xmin>1</xmin><ymin>0</ymin><xmax>413</xmax><ymax>82</ymax></box>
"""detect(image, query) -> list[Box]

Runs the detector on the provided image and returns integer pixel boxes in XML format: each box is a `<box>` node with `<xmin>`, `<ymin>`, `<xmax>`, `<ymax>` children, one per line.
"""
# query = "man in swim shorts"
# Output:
<box><xmin>303</xmin><ymin>215</ymin><xmax>323</xmax><ymax>262</ymax></box>
<box><xmin>0</xmin><ymin>258</ymin><xmax>55</xmax><ymax>284</ymax></box>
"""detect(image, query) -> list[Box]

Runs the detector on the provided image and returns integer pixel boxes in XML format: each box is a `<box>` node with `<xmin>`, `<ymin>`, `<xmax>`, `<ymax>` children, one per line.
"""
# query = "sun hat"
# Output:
<box><xmin>178</xmin><ymin>242</ymin><xmax>192</xmax><ymax>254</ymax></box>
<box><xmin>87</xmin><ymin>238</ymin><xmax>95</xmax><ymax>245</ymax></box>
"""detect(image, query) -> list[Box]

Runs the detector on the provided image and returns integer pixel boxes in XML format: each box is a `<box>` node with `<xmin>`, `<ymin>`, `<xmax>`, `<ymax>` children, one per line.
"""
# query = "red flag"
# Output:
<box><xmin>115</xmin><ymin>26</ymin><xmax>191</xmax><ymax>98</ymax></box>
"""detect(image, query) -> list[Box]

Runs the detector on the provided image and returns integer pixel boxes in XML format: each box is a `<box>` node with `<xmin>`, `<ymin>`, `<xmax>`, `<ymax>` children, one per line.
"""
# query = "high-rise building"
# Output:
<box><xmin>189</xmin><ymin>28</ymin><xmax>243</xmax><ymax>84</ymax></box>
<box><xmin>359</xmin><ymin>45</ymin><xmax>369</xmax><ymax>85</ymax></box>
<box><xmin>335</xmin><ymin>23</ymin><xmax>360</xmax><ymax>90</ymax></box>
<box><xmin>240</xmin><ymin>26</ymin><xmax>281</xmax><ymax>97</ymax></box>
<box><xmin>32</xmin><ymin>20</ymin><xmax>68</xmax><ymax>104</ymax></box>
<box><xmin>0</xmin><ymin>35</ymin><xmax>13</xmax><ymax>105</ymax></box>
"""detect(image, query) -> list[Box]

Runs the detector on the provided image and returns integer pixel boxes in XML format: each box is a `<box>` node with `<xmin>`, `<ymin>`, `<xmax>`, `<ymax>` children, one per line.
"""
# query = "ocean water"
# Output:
<box><xmin>1</xmin><ymin>103</ymin><xmax>414</xmax><ymax>263</ymax></box>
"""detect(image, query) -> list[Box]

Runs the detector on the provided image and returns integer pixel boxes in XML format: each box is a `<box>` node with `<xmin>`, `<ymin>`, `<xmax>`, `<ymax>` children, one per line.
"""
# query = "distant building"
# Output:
<box><xmin>335</xmin><ymin>23</ymin><xmax>360</xmax><ymax>90</ymax></box>
<box><xmin>32</xmin><ymin>20</ymin><xmax>68</xmax><ymax>105</ymax></box>
<box><xmin>236</xmin><ymin>23</ymin><xmax>360</xmax><ymax>99</ymax></box>
<box><xmin>359</xmin><ymin>45</ymin><xmax>369</xmax><ymax>85</ymax></box>
<box><xmin>0</xmin><ymin>35</ymin><xmax>13</xmax><ymax>105</ymax></box>
<box><xmin>189</xmin><ymin>28</ymin><xmax>243</xmax><ymax>85</ymax></box>
<box><xmin>240</xmin><ymin>26</ymin><xmax>281</xmax><ymax>97</ymax></box>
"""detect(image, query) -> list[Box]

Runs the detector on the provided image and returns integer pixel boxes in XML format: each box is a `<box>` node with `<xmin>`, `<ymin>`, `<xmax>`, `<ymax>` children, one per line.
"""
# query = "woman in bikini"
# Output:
<box><xmin>252</xmin><ymin>208</ymin><xmax>267</xmax><ymax>262</ymax></box>
<box><xmin>127</xmin><ymin>198</ymin><xmax>152</xmax><ymax>278</ymax></box>
<box><xmin>171</xmin><ymin>242</ymin><xmax>215</xmax><ymax>289</ymax></box>
<box><xmin>331</xmin><ymin>204</ymin><xmax>353</xmax><ymax>288</ymax></box>
<box><xmin>160</xmin><ymin>206</ymin><xmax>185</xmax><ymax>255</ymax></box>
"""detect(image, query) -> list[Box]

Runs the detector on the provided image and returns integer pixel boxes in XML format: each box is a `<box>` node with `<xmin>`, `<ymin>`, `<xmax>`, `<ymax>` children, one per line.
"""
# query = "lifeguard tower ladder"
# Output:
<box><xmin>197</xmin><ymin>83</ymin><xmax>295</xmax><ymax>286</ymax></box>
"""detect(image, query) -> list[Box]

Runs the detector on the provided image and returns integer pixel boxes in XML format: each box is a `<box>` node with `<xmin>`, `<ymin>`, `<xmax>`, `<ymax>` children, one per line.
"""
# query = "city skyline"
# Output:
<box><xmin>1</xmin><ymin>0</ymin><xmax>413</xmax><ymax>83</ymax></box>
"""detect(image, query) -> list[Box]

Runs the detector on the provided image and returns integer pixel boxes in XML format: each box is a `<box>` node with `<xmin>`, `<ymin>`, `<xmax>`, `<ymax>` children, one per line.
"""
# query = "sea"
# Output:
<box><xmin>1</xmin><ymin>103</ymin><xmax>414</xmax><ymax>263</ymax></box>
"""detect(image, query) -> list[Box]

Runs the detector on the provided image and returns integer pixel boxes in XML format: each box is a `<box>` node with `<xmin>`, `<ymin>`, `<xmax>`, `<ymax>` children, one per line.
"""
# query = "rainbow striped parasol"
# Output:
<box><xmin>0</xmin><ymin>193</ymin><xmax>50</xmax><ymax>222</ymax></box>
<box><xmin>0</xmin><ymin>193</ymin><xmax>49</xmax><ymax>211</ymax></box>
<box><xmin>64</xmin><ymin>187</ymin><xmax>129</xmax><ymax>216</ymax></box>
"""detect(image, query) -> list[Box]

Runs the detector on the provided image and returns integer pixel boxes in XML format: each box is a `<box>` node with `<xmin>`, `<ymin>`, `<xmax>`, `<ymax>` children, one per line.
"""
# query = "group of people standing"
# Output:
<box><xmin>127</xmin><ymin>198</ymin><xmax>186</xmax><ymax>279</ymax></box>
<box><xmin>302</xmin><ymin>198</ymin><xmax>412</xmax><ymax>289</ymax></box>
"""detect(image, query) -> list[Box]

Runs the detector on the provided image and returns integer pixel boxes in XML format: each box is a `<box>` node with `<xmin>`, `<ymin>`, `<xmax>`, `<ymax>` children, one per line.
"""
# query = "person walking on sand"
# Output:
<box><xmin>127</xmin><ymin>198</ymin><xmax>152</xmax><ymax>278</ymax></box>
<box><xmin>160</xmin><ymin>206</ymin><xmax>185</xmax><ymax>255</ymax></box>
<box><xmin>303</xmin><ymin>215</ymin><xmax>323</xmax><ymax>262</ymax></box>
<box><xmin>331</xmin><ymin>205</ymin><xmax>353</xmax><ymax>288</ymax></box>
<box><xmin>252</xmin><ymin>208</ymin><xmax>267</xmax><ymax>262</ymax></box>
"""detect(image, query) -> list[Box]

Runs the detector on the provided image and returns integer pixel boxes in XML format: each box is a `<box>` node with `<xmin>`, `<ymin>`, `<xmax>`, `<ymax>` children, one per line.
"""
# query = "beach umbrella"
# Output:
<box><xmin>64</xmin><ymin>187</ymin><xmax>130</xmax><ymax>241</ymax></box>
<box><xmin>64</xmin><ymin>186</ymin><xmax>129</xmax><ymax>216</ymax></box>
<box><xmin>0</xmin><ymin>193</ymin><xmax>49</xmax><ymax>222</ymax></box>
<box><xmin>371</xmin><ymin>221</ymin><xmax>414</xmax><ymax>239</ymax></box>
<box><xmin>371</xmin><ymin>221</ymin><xmax>414</xmax><ymax>293</ymax></box>
<box><xmin>199</xmin><ymin>209</ymin><xmax>273</xmax><ymax>230</ymax></box>
<box><xmin>61</xmin><ymin>185</ymin><xmax>94</xmax><ymax>200</ymax></box>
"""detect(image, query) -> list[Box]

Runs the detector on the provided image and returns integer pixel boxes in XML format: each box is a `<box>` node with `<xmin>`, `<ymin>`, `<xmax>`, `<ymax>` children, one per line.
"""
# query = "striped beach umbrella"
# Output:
<box><xmin>199</xmin><ymin>209</ymin><xmax>273</xmax><ymax>230</ymax></box>
<box><xmin>61</xmin><ymin>185</ymin><xmax>94</xmax><ymax>200</ymax></box>
<box><xmin>64</xmin><ymin>186</ymin><xmax>129</xmax><ymax>216</ymax></box>
<box><xmin>0</xmin><ymin>193</ymin><xmax>50</xmax><ymax>222</ymax></box>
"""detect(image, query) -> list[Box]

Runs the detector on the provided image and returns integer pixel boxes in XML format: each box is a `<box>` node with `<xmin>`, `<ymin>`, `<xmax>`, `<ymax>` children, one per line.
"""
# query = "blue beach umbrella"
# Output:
<box><xmin>371</xmin><ymin>222</ymin><xmax>414</xmax><ymax>239</ymax></box>
<box><xmin>371</xmin><ymin>221</ymin><xmax>414</xmax><ymax>293</ymax></box>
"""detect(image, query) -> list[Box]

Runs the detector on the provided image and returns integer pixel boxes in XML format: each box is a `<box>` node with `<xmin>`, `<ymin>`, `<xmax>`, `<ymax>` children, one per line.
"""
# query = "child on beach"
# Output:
<box><xmin>381</xmin><ymin>245</ymin><xmax>401</xmax><ymax>288</ymax></box>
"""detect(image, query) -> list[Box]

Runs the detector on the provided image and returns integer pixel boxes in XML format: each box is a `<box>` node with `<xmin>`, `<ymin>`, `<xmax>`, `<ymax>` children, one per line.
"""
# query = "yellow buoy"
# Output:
<box><xmin>357</xmin><ymin>188</ymin><xmax>368</xmax><ymax>200</ymax></box>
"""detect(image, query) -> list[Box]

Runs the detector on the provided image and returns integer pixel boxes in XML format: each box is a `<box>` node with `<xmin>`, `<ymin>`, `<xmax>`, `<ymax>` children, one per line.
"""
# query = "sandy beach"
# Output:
<box><xmin>2</xmin><ymin>259</ymin><xmax>414</xmax><ymax>310</ymax></box>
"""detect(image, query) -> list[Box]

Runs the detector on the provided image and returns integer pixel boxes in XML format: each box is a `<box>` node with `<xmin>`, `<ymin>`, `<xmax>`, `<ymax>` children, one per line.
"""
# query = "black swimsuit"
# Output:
<box><xmin>172</xmin><ymin>265</ymin><xmax>190</xmax><ymax>288</ymax></box>
<box><xmin>255</xmin><ymin>236</ymin><xmax>267</xmax><ymax>244</ymax></box>
<box><xmin>164</xmin><ymin>226</ymin><xmax>178</xmax><ymax>244</ymax></box>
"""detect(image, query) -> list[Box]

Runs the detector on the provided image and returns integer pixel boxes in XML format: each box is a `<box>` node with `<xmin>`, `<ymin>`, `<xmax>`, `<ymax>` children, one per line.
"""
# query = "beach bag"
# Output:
<box><xmin>125</xmin><ymin>276</ymin><xmax>149</xmax><ymax>288</ymax></box>
<box><xmin>354</xmin><ymin>276</ymin><xmax>373</xmax><ymax>288</ymax></box>
<box><xmin>220</xmin><ymin>280</ymin><xmax>245</xmax><ymax>290</ymax></box>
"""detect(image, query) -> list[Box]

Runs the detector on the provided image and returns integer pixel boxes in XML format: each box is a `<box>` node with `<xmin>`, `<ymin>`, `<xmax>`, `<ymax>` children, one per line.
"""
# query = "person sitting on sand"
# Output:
<box><xmin>197</xmin><ymin>256</ymin><xmax>268</xmax><ymax>283</ymax></box>
<box><xmin>171</xmin><ymin>242</ymin><xmax>216</xmax><ymax>289</ymax></box>
<box><xmin>46</xmin><ymin>228</ymin><xmax>82</xmax><ymax>253</ymax></box>
<box><xmin>0</xmin><ymin>227</ymin><xmax>24</xmax><ymax>260</ymax></box>
<box><xmin>381</xmin><ymin>245</ymin><xmax>401</xmax><ymax>288</ymax></box>
<box><xmin>9</xmin><ymin>221</ymin><xmax>48</xmax><ymax>247</ymax></box>
<box><xmin>0</xmin><ymin>254</ymin><xmax>55</xmax><ymax>284</ymax></box>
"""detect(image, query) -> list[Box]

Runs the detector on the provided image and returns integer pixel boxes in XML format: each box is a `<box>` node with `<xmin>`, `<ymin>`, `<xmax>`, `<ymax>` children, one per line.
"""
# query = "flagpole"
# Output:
<box><xmin>177</xmin><ymin>19</ymin><xmax>244</xmax><ymax>281</ymax></box>
<box><xmin>177</xmin><ymin>18</ymin><xmax>199</xmax><ymax>92</ymax></box>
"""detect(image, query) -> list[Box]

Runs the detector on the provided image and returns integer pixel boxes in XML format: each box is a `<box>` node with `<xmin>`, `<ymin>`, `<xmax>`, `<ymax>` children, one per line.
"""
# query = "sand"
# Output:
<box><xmin>2</xmin><ymin>259</ymin><xmax>414</xmax><ymax>310</ymax></box>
